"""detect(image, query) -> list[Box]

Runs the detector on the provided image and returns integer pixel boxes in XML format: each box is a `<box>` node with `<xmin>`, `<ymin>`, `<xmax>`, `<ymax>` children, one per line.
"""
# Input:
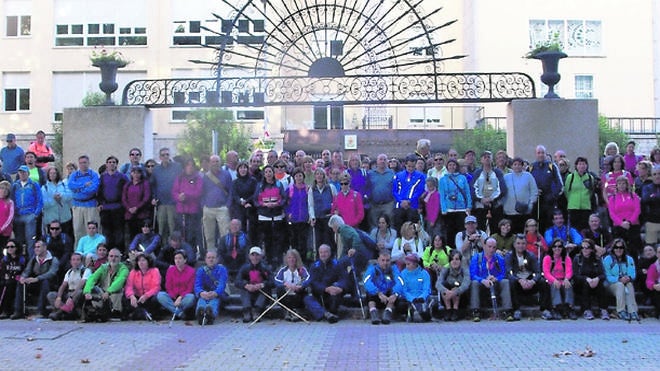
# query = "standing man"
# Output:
<box><xmin>68</xmin><ymin>155</ymin><xmax>101</xmax><ymax>243</ymax></box>
<box><xmin>201</xmin><ymin>155</ymin><xmax>233</xmax><ymax>254</ymax></box>
<box><xmin>119</xmin><ymin>148</ymin><xmax>144</xmax><ymax>176</ymax></box>
<box><xmin>24</xmin><ymin>151</ymin><xmax>46</xmax><ymax>185</ymax></box>
<box><xmin>27</xmin><ymin>130</ymin><xmax>55</xmax><ymax>168</ymax></box>
<box><xmin>528</xmin><ymin>145</ymin><xmax>563</xmax><ymax>231</ymax></box>
<box><xmin>98</xmin><ymin>155</ymin><xmax>128</xmax><ymax>251</ymax></box>
<box><xmin>223</xmin><ymin>150</ymin><xmax>239</xmax><ymax>180</ymax></box>
<box><xmin>0</xmin><ymin>133</ymin><xmax>24</xmax><ymax>178</ymax></box>
<box><xmin>391</xmin><ymin>154</ymin><xmax>426</xmax><ymax>233</ymax></box>
<box><xmin>11</xmin><ymin>165</ymin><xmax>43</xmax><ymax>257</ymax></box>
<box><xmin>367</xmin><ymin>153</ymin><xmax>395</xmax><ymax>230</ymax></box>
<box><xmin>151</xmin><ymin>147</ymin><xmax>182</xmax><ymax>244</ymax></box>
<box><xmin>472</xmin><ymin>151</ymin><xmax>507</xmax><ymax>232</ymax></box>
<box><xmin>11</xmin><ymin>240</ymin><xmax>59</xmax><ymax>319</ymax></box>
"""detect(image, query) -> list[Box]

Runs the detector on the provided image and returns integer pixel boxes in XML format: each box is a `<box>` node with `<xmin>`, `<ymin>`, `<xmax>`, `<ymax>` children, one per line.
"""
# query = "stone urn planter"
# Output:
<box><xmin>92</xmin><ymin>60</ymin><xmax>127</xmax><ymax>105</ymax></box>
<box><xmin>531</xmin><ymin>51</ymin><xmax>567</xmax><ymax>99</ymax></box>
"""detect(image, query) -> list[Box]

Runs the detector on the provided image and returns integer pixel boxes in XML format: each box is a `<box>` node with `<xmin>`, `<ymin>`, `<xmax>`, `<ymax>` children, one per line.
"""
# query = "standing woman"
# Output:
<box><xmin>564</xmin><ymin>157</ymin><xmax>597</xmax><ymax>232</ymax></box>
<box><xmin>309</xmin><ymin>168</ymin><xmax>337</xmax><ymax>251</ymax></box>
<box><xmin>232</xmin><ymin>161</ymin><xmax>257</xmax><ymax>243</ymax></box>
<box><xmin>286</xmin><ymin>168</ymin><xmax>312</xmax><ymax>260</ymax></box>
<box><xmin>602</xmin><ymin>154</ymin><xmax>633</xmax><ymax>201</ymax></box>
<box><xmin>439</xmin><ymin>159</ymin><xmax>472</xmax><ymax>249</ymax></box>
<box><xmin>603</xmin><ymin>238</ymin><xmax>639</xmax><ymax>321</ymax></box>
<box><xmin>122</xmin><ymin>166</ymin><xmax>152</xmax><ymax>243</ymax></box>
<box><xmin>331</xmin><ymin>173</ymin><xmax>364</xmax><ymax>228</ymax></box>
<box><xmin>607</xmin><ymin>175</ymin><xmax>642</xmax><ymax>258</ymax></box>
<box><xmin>502</xmin><ymin>157</ymin><xmax>538</xmax><ymax>234</ymax></box>
<box><xmin>172</xmin><ymin>159</ymin><xmax>203</xmax><ymax>248</ymax></box>
<box><xmin>254</xmin><ymin>165</ymin><xmax>287</xmax><ymax>267</ymax></box>
<box><xmin>41</xmin><ymin>167</ymin><xmax>73</xmax><ymax>237</ymax></box>
<box><xmin>0</xmin><ymin>181</ymin><xmax>14</xmax><ymax>248</ymax></box>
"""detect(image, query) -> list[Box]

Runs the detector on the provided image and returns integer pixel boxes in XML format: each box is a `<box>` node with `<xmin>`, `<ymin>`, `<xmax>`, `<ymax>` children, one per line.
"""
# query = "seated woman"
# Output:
<box><xmin>273</xmin><ymin>249</ymin><xmax>310</xmax><ymax>322</ymax></box>
<box><xmin>491</xmin><ymin>218</ymin><xmax>515</xmax><ymax>255</ymax></box>
<box><xmin>603</xmin><ymin>238</ymin><xmax>639</xmax><ymax>321</ymax></box>
<box><xmin>392</xmin><ymin>221</ymin><xmax>425</xmax><ymax>259</ymax></box>
<box><xmin>369</xmin><ymin>214</ymin><xmax>397</xmax><ymax>252</ymax></box>
<box><xmin>524</xmin><ymin>218</ymin><xmax>547</xmax><ymax>259</ymax></box>
<box><xmin>571</xmin><ymin>239</ymin><xmax>609</xmax><ymax>320</ymax></box>
<box><xmin>394</xmin><ymin>254</ymin><xmax>431</xmax><ymax>322</ymax></box>
<box><xmin>422</xmin><ymin>234</ymin><xmax>450</xmax><ymax>286</ymax></box>
<box><xmin>645</xmin><ymin>245</ymin><xmax>660</xmax><ymax>319</ymax></box>
<box><xmin>128</xmin><ymin>219</ymin><xmax>161</xmax><ymax>258</ymax></box>
<box><xmin>543</xmin><ymin>238</ymin><xmax>577</xmax><ymax>320</ymax></box>
<box><xmin>156</xmin><ymin>250</ymin><xmax>196</xmax><ymax>320</ymax></box>
<box><xmin>436</xmin><ymin>250</ymin><xmax>470</xmax><ymax>321</ymax></box>
<box><xmin>124</xmin><ymin>253</ymin><xmax>161</xmax><ymax>320</ymax></box>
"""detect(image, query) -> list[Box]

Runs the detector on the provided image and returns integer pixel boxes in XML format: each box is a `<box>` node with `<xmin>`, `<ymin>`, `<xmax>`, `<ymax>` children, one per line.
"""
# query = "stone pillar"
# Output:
<box><xmin>507</xmin><ymin>99</ymin><xmax>599</xmax><ymax>169</ymax></box>
<box><xmin>63</xmin><ymin>106</ymin><xmax>152</xmax><ymax>169</ymax></box>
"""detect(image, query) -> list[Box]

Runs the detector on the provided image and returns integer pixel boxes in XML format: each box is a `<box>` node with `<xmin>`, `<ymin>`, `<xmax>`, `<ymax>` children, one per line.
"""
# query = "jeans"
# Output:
<box><xmin>156</xmin><ymin>291</ymin><xmax>196</xmax><ymax>316</ymax></box>
<box><xmin>195</xmin><ymin>297</ymin><xmax>220</xmax><ymax>317</ymax></box>
<box><xmin>14</xmin><ymin>213</ymin><xmax>37</xmax><ymax>258</ymax></box>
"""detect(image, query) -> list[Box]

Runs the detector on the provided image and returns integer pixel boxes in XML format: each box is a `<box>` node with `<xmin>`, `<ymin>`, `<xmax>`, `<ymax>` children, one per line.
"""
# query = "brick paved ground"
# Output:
<box><xmin>1</xmin><ymin>316</ymin><xmax>658</xmax><ymax>370</ymax></box>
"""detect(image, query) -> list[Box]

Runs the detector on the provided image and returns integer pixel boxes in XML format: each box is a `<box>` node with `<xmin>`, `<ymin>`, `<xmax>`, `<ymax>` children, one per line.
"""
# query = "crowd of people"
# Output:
<box><xmin>0</xmin><ymin>132</ymin><xmax>659</xmax><ymax>325</ymax></box>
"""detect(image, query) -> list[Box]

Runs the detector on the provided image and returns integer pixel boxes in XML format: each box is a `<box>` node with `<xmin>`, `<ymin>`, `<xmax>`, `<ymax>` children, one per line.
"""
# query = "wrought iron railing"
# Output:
<box><xmin>606</xmin><ymin>117</ymin><xmax>659</xmax><ymax>135</ymax></box>
<box><xmin>122</xmin><ymin>72</ymin><xmax>535</xmax><ymax>107</ymax></box>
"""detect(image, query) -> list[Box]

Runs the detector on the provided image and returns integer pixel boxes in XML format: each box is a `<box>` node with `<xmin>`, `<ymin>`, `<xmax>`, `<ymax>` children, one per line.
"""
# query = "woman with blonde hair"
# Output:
<box><xmin>273</xmin><ymin>249</ymin><xmax>310</xmax><ymax>321</ymax></box>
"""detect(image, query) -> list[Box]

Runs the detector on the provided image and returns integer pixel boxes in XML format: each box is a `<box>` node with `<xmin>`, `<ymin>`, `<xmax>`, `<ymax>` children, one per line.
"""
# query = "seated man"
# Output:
<box><xmin>44</xmin><ymin>220</ymin><xmax>73</xmax><ymax>280</ymax></box>
<box><xmin>156</xmin><ymin>231</ymin><xmax>195</xmax><ymax>277</ymax></box>
<box><xmin>75</xmin><ymin>221</ymin><xmax>106</xmax><ymax>258</ymax></box>
<box><xmin>218</xmin><ymin>218</ymin><xmax>250</xmax><ymax>280</ymax></box>
<box><xmin>11</xmin><ymin>240</ymin><xmax>59</xmax><ymax>319</ymax></box>
<box><xmin>235</xmin><ymin>247</ymin><xmax>272</xmax><ymax>323</ymax></box>
<box><xmin>157</xmin><ymin>250</ymin><xmax>196</xmax><ymax>320</ymax></box>
<box><xmin>394</xmin><ymin>254</ymin><xmax>431</xmax><ymax>322</ymax></box>
<box><xmin>83</xmin><ymin>248</ymin><xmax>129</xmax><ymax>321</ymax></box>
<box><xmin>544</xmin><ymin>210</ymin><xmax>582</xmax><ymax>257</ymax></box>
<box><xmin>455</xmin><ymin>215</ymin><xmax>488</xmax><ymax>263</ymax></box>
<box><xmin>363</xmin><ymin>250</ymin><xmax>400</xmax><ymax>325</ymax></box>
<box><xmin>47</xmin><ymin>252</ymin><xmax>91</xmax><ymax>320</ymax></box>
<box><xmin>128</xmin><ymin>219</ymin><xmax>161</xmax><ymax>257</ymax></box>
<box><xmin>505</xmin><ymin>234</ymin><xmax>543</xmax><ymax>321</ymax></box>
<box><xmin>307</xmin><ymin>244</ymin><xmax>348</xmax><ymax>323</ymax></box>
<box><xmin>469</xmin><ymin>238</ymin><xmax>513</xmax><ymax>322</ymax></box>
<box><xmin>194</xmin><ymin>251</ymin><xmax>227</xmax><ymax>325</ymax></box>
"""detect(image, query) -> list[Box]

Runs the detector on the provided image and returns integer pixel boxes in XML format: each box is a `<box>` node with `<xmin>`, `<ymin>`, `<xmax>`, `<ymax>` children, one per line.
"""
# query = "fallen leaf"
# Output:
<box><xmin>35</xmin><ymin>354</ymin><xmax>42</xmax><ymax>359</ymax></box>
<box><xmin>36</xmin><ymin>347</ymin><xmax>43</xmax><ymax>351</ymax></box>
<box><xmin>99</xmin><ymin>341</ymin><xmax>106</xmax><ymax>345</ymax></box>
<box><xmin>232</xmin><ymin>348</ymin><xmax>242</xmax><ymax>352</ymax></box>
<box><xmin>26</xmin><ymin>337</ymin><xmax>35</xmax><ymax>342</ymax></box>
<box><xmin>622</xmin><ymin>339</ymin><xmax>628</xmax><ymax>343</ymax></box>
<box><xmin>553</xmin><ymin>354</ymin><xmax>560</xmax><ymax>358</ymax></box>
<box><xmin>81</xmin><ymin>359</ymin><xmax>90</xmax><ymax>364</ymax></box>
<box><xmin>178</xmin><ymin>339</ymin><xmax>186</xmax><ymax>343</ymax></box>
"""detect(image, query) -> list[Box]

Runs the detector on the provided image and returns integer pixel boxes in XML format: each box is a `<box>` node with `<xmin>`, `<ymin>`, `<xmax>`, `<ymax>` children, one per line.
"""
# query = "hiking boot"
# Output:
<box><xmin>504</xmin><ymin>311</ymin><xmax>515</xmax><ymax>322</ymax></box>
<box><xmin>600</xmin><ymin>309</ymin><xmax>610</xmax><ymax>320</ymax></box>
<box><xmin>290</xmin><ymin>311</ymin><xmax>302</xmax><ymax>322</ymax></box>
<box><xmin>49</xmin><ymin>310</ymin><xmax>63</xmax><ymax>321</ymax></box>
<box><xmin>552</xmin><ymin>309</ymin><xmax>562</xmax><ymax>320</ymax></box>
<box><xmin>197</xmin><ymin>308</ymin><xmax>205</xmax><ymax>325</ymax></box>
<box><xmin>450</xmin><ymin>309</ymin><xmax>459</xmax><ymax>322</ymax></box>
<box><xmin>541</xmin><ymin>309</ymin><xmax>553</xmax><ymax>320</ymax></box>
<box><xmin>444</xmin><ymin>309</ymin><xmax>453</xmax><ymax>322</ymax></box>
<box><xmin>630</xmin><ymin>312</ymin><xmax>640</xmax><ymax>322</ymax></box>
<box><xmin>370</xmin><ymin>310</ymin><xmax>381</xmax><ymax>325</ymax></box>
<box><xmin>10</xmin><ymin>313</ymin><xmax>24</xmax><ymax>320</ymax></box>
<box><xmin>205</xmin><ymin>307</ymin><xmax>215</xmax><ymax>325</ymax></box>
<box><xmin>382</xmin><ymin>309</ymin><xmax>392</xmax><ymax>325</ymax></box>
<box><xmin>284</xmin><ymin>312</ymin><xmax>293</xmax><ymax>322</ymax></box>
<box><xmin>324</xmin><ymin>311</ymin><xmax>338</xmax><ymax>324</ymax></box>
<box><xmin>618</xmin><ymin>311</ymin><xmax>630</xmax><ymax>321</ymax></box>
<box><xmin>568</xmin><ymin>308</ymin><xmax>578</xmax><ymax>320</ymax></box>
<box><xmin>513</xmin><ymin>310</ymin><xmax>522</xmax><ymax>321</ymax></box>
<box><xmin>472</xmin><ymin>310</ymin><xmax>481</xmax><ymax>322</ymax></box>
<box><xmin>242</xmin><ymin>310</ymin><xmax>252</xmax><ymax>323</ymax></box>
<box><xmin>583</xmin><ymin>309</ymin><xmax>594</xmax><ymax>320</ymax></box>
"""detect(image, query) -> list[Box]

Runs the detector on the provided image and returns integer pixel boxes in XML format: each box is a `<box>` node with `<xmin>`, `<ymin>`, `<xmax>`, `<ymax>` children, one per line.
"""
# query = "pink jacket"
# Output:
<box><xmin>125</xmin><ymin>268</ymin><xmax>161</xmax><ymax>299</ymax></box>
<box><xmin>607</xmin><ymin>192</ymin><xmax>641</xmax><ymax>226</ymax></box>
<box><xmin>164</xmin><ymin>265</ymin><xmax>196</xmax><ymax>299</ymax></box>
<box><xmin>331</xmin><ymin>190</ymin><xmax>364</xmax><ymax>227</ymax></box>
<box><xmin>420</xmin><ymin>190</ymin><xmax>440</xmax><ymax>226</ymax></box>
<box><xmin>171</xmin><ymin>173</ymin><xmax>203</xmax><ymax>214</ymax></box>
<box><xmin>646</xmin><ymin>262</ymin><xmax>660</xmax><ymax>291</ymax></box>
<box><xmin>0</xmin><ymin>198</ymin><xmax>14</xmax><ymax>237</ymax></box>
<box><xmin>542</xmin><ymin>255</ymin><xmax>573</xmax><ymax>284</ymax></box>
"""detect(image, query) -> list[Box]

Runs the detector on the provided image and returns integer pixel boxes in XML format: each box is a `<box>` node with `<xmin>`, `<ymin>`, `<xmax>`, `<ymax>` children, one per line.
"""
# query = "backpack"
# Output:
<box><xmin>355</xmin><ymin>228</ymin><xmax>379</xmax><ymax>258</ymax></box>
<box><xmin>82</xmin><ymin>293</ymin><xmax>111</xmax><ymax>322</ymax></box>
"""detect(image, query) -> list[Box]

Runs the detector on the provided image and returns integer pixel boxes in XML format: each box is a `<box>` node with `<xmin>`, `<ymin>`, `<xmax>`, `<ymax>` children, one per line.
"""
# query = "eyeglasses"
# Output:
<box><xmin>613</xmin><ymin>245</ymin><xmax>624</xmax><ymax>249</ymax></box>
<box><xmin>275</xmin><ymin>165</ymin><xmax>286</xmax><ymax>169</ymax></box>
<box><xmin>340</xmin><ymin>182</ymin><xmax>349</xmax><ymax>185</ymax></box>
<box><xmin>49</xmin><ymin>227</ymin><xmax>61</xmax><ymax>231</ymax></box>
<box><xmin>434</xmin><ymin>158</ymin><xmax>442</xmax><ymax>161</ymax></box>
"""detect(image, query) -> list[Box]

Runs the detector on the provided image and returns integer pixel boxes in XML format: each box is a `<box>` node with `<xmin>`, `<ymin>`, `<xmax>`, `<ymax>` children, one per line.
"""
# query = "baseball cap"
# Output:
<box><xmin>18</xmin><ymin>165</ymin><xmax>29</xmax><ymax>172</ymax></box>
<box><xmin>249</xmin><ymin>246</ymin><xmax>262</xmax><ymax>255</ymax></box>
<box><xmin>465</xmin><ymin>215</ymin><xmax>477</xmax><ymax>224</ymax></box>
<box><xmin>6</xmin><ymin>133</ymin><xmax>15</xmax><ymax>141</ymax></box>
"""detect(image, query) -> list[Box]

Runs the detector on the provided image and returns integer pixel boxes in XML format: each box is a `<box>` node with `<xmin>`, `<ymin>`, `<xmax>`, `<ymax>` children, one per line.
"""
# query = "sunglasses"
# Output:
<box><xmin>275</xmin><ymin>165</ymin><xmax>286</xmax><ymax>168</ymax></box>
<box><xmin>552</xmin><ymin>244</ymin><xmax>563</xmax><ymax>248</ymax></box>
<box><xmin>613</xmin><ymin>245</ymin><xmax>624</xmax><ymax>249</ymax></box>
<box><xmin>50</xmin><ymin>227</ymin><xmax>61</xmax><ymax>230</ymax></box>
<box><xmin>340</xmin><ymin>182</ymin><xmax>349</xmax><ymax>185</ymax></box>
<box><xmin>6</xmin><ymin>244</ymin><xmax>16</xmax><ymax>248</ymax></box>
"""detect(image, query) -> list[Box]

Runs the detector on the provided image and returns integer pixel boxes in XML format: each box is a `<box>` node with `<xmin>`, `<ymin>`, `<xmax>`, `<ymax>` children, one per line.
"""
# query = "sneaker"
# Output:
<box><xmin>324</xmin><ymin>311</ymin><xmax>338</xmax><ymax>324</ymax></box>
<box><xmin>205</xmin><ymin>307</ymin><xmax>214</xmax><ymax>325</ymax></box>
<box><xmin>290</xmin><ymin>311</ymin><xmax>302</xmax><ymax>322</ymax></box>
<box><xmin>382</xmin><ymin>309</ymin><xmax>392</xmax><ymax>325</ymax></box>
<box><xmin>541</xmin><ymin>309</ymin><xmax>553</xmax><ymax>320</ymax></box>
<box><xmin>450</xmin><ymin>309</ymin><xmax>459</xmax><ymax>322</ymax></box>
<box><xmin>630</xmin><ymin>312</ymin><xmax>640</xmax><ymax>322</ymax></box>
<box><xmin>370</xmin><ymin>310</ymin><xmax>381</xmax><ymax>325</ymax></box>
<box><xmin>284</xmin><ymin>312</ymin><xmax>293</xmax><ymax>322</ymax></box>
<box><xmin>600</xmin><ymin>309</ymin><xmax>610</xmax><ymax>321</ymax></box>
<box><xmin>568</xmin><ymin>309</ymin><xmax>578</xmax><ymax>320</ymax></box>
<box><xmin>197</xmin><ymin>308</ymin><xmax>205</xmax><ymax>325</ymax></box>
<box><xmin>242</xmin><ymin>311</ymin><xmax>252</xmax><ymax>324</ymax></box>
<box><xmin>444</xmin><ymin>309</ymin><xmax>453</xmax><ymax>322</ymax></box>
<box><xmin>583</xmin><ymin>310</ymin><xmax>594</xmax><ymax>320</ymax></box>
<box><xmin>618</xmin><ymin>311</ymin><xmax>630</xmax><ymax>321</ymax></box>
<box><xmin>504</xmin><ymin>311</ymin><xmax>515</xmax><ymax>322</ymax></box>
<box><xmin>472</xmin><ymin>310</ymin><xmax>481</xmax><ymax>322</ymax></box>
<box><xmin>552</xmin><ymin>309</ymin><xmax>562</xmax><ymax>320</ymax></box>
<box><xmin>0</xmin><ymin>312</ymin><xmax>9</xmax><ymax>320</ymax></box>
<box><xmin>10</xmin><ymin>313</ymin><xmax>24</xmax><ymax>320</ymax></box>
<box><xmin>513</xmin><ymin>310</ymin><xmax>522</xmax><ymax>321</ymax></box>
<box><xmin>49</xmin><ymin>310</ymin><xmax>63</xmax><ymax>321</ymax></box>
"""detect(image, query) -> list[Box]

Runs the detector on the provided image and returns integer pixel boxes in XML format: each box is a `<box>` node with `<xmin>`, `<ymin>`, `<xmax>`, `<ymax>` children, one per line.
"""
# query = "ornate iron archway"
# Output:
<box><xmin>122</xmin><ymin>0</ymin><xmax>535</xmax><ymax>107</ymax></box>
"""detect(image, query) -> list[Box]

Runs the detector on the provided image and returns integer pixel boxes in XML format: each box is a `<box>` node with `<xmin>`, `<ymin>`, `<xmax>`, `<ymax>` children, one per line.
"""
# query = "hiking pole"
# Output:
<box><xmin>153</xmin><ymin>203</ymin><xmax>158</xmax><ymax>230</ymax></box>
<box><xmin>311</xmin><ymin>222</ymin><xmax>317</xmax><ymax>262</ymax></box>
<box><xmin>168</xmin><ymin>306</ymin><xmax>178</xmax><ymax>328</ymax></box>
<box><xmin>489</xmin><ymin>283</ymin><xmax>498</xmax><ymax>320</ymax></box>
<box><xmin>350</xmin><ymin>258</ymin><xmax>366</xmax><ymax>320</ymax></box>
<box><xmin>23</xmin><ymin>282</ymin><xmax>27</xmax><ymax>317</ymax></box>
<box><xmin>0</xmin><ymin>285</ymin><xmax>6</xmax><ymax>309</ymax></box>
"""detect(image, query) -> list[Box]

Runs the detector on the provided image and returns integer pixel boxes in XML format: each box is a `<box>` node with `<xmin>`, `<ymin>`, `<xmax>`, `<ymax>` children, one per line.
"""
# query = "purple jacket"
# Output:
<box><xmin>122</xmin><ymin>179</ymin><xmax>151</xmax><ymax>220</ymax></box>
<box><xmin>201</xmin><ymin>170</ymin><xmax>233</xmax><ymax>208</ymax></box>
<box><xmin>172</xmin><ymin>173</ymin><xmax>203</xmax><ymax>214</ymax></box>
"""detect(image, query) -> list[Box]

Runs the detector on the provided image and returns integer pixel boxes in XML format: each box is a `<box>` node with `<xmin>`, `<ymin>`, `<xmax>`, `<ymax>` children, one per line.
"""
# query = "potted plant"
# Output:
<box><xmin>90</xmin><ymin>47</ymin><xmax>131</xmax><ymax>105</ymax></box>
<box><xmin>526</xmin><ymin>33</ymin><xmax>567</xmax><ymax>99</ymax></box>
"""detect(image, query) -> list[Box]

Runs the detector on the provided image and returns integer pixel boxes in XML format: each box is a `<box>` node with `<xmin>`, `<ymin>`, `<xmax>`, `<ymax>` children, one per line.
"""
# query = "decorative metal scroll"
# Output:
<box><xmin>122</xmin><ymin>72</ymin><xmax>535</xmax><ymax>107</ymax></box>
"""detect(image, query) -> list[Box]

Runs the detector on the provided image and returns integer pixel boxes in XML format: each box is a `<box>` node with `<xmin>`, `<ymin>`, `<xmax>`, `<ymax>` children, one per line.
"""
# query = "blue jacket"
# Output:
<box><xmin>68</xmin><ymin>169</ymin><xmax>100</xmax><ymax>207</ymax></box>
<box><xmin>470</xmin><ymin>252</ymin><xmax>506</xmax><ymax>282</ymax></box>
<box><xmin>529</xmin><ymin>161</ymin><xmax>562</xmax><ymax>204</ymax></box>
<box><xmin>392</xmin><ymin>169</ymin><xmax>426</xmax><ymax>209</ymax></box>
<box><xmin>544</xmin><ymin>225</ymin><xmax>582</xmax><ymax>246</ymax></box>
<box><xmin>368</xmin><ymin>168</ymin><xmax>395</xmax><ymax>204</ymax></box>
<box><xmin>394</xmin><ymin>266</ymin><xmax>431</xmax><ymax>301</ymax></box>
<box><xmin>603</xmin><ymin>254</ymin><xmax>636</xmax><ymax>284</ymax></box>
<box><xmin>11</xmin><ymin>178</ymin><xmax>43</xmax><ymax>216</ymax></box>
<box><xmin>439</xmin><ymin>172</ymin><xmax>472</xmax><ymax>213</ymax></box>
<box><xmin>151</xmin><ymin>161</ymin><xmax>182</xmax><ymax>205</ymax></box>
<box><xmin>194</xmin><ymin>264</ymin><xmax>228</xmax><ymax>297</ymax></box>
<box><xmin>309</xmin><ymin>258</ymin><xmax>348</xmax><ymax>296</ymax></box>
<box><xmin>363</xmin><ymin>263</ymin><xmax>400</xmax><ymax>295</ymax></box>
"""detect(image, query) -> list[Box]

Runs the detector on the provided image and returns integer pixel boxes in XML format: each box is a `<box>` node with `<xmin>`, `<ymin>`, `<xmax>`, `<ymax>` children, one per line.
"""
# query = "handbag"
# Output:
<box><xmin>512</xmin><ymin>179</ymin><xmax>529</xmax><ymax>214</ymax></box>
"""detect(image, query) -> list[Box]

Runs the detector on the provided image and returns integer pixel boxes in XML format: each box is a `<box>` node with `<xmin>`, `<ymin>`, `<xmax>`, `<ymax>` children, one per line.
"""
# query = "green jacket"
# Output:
<box><xmin>83</xmin><ymin>262</ymin><xmax>129</xmax><ymax>295</ymax></box>
<box><xmin>422</xmin><ymin>246</ymin><xmax>450</xmax><ymax>269</ymax></box>
<box><xmin>564</xmin><ymin>171</ymin><xmax>594</xmax><ymax>210</ymax></box>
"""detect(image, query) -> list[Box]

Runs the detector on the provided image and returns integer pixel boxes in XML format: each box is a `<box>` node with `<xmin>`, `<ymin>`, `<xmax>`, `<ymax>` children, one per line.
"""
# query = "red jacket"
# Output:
<box><xmin>125</xmin><ymin>267</ymin><xmax>161</xmax><ymax>299</ymax></box>
<box><xmin>164</xmin><ymin>264</ymin><xmax>196</xmax><ymax>299</ymax></box>
<box><xmin>331</xmin><ymin>190</ymin><xmax>364</xmax><ymax>227</ymax></box>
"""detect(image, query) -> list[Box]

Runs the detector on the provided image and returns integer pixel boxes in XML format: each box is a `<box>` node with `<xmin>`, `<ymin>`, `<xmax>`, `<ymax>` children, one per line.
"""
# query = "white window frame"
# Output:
<box><xmin>529</xmin><ymin>19</ymin><xmax>603</xmax><ymax>57</ymax></box>
<box><xmin>5</xmin><ymin>15</ymin><xmax>31</xmax><ymax>37</ymax></box>
<box><xmin>574</xmin><ymin>75</ymin><xmax>594</xmax><ymax>99</ymax></box>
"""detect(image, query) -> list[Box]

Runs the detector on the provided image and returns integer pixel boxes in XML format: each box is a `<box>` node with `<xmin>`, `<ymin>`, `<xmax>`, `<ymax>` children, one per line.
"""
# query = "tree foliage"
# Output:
<box><xmin>598</xmin><ymin>115</ymin><xmax>629</xmax><ymax>152</ymax></box>
<box><xmin>177</xmin><ymin>109</ymin><xmax>253</xmax><ymax>163</ymax></box>
<box><xmin>81</xmin><ymin>91</ymin><xmax>106</xmax><ymax>106</ymax></box>
<box><xmin>453</xmin><ymin>125</ymin><xmax>506</xmax><ymax>156</ymax></box>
